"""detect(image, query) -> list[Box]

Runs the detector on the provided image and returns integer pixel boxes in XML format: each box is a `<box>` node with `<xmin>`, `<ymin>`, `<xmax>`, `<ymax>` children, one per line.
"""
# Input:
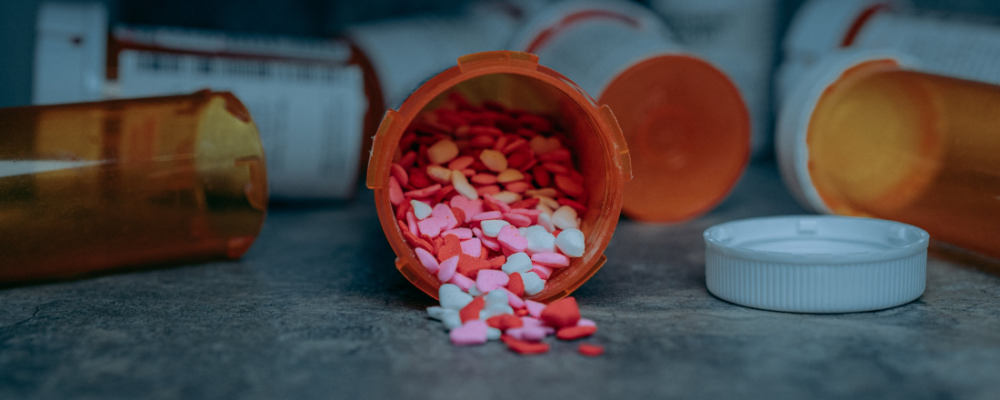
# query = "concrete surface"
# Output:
<box><xmin>2</xmin><ymin>162</ymin><xmax>1000</xmax><ymax>399</ymax></box>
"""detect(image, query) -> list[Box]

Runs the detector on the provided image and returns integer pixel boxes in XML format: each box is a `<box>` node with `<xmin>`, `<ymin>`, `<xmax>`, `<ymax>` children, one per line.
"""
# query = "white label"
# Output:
<box><xmin>651</xmin><ymin>0</ymin><xmax>778</xmax><ymax>156</ymax></box>
<box><xmin>348</xmin><ymin>3</ymin><xmax>522</xmax><ymax>109</ymax></box>
<box><xmin>116</xmin><ymin>50</ymin><xmax>367</xmax><ymax>200</ymax></box>
<box><xmin>856</xmin><ymin>13</ymin><xmax>1000</xmax><ymax>85</ymax></box>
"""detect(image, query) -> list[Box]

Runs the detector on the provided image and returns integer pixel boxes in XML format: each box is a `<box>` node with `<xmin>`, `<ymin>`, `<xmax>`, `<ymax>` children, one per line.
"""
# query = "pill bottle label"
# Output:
<box><xmin>651</xmin><ymin>0</ymin><xmax>778</xmax><ymax>156</ymax></box>
<box><xmin>516</xmin><ymin>5</ymin><xmax>678</xmax><ymax>97</ymax></box>
<box><xmin>855</xmin><ymin>13</ymin><xmax>1000</xmax><ymax>85</ymax></box>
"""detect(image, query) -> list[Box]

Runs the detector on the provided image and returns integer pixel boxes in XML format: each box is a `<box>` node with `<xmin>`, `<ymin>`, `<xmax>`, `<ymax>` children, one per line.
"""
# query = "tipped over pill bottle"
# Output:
<box><xmin>509</xmin><ymin>1</ymin><xmax>750</xmax><ymax>223</ymax></box>
<box><xmin>33</xmin><ymin>2</ymin><xmax>375</xmax><ymax>200</ymax></box>
<box><xmin>778</xmin><ymin>50</ymin><xmax>1000</xmax><ymax>259</ymax></box>
<box><xmin>0</xmin><ymin>91</ymin><xmax>268</xmax><ymax>283</ymax></box>
<box><xmin>367</xmin><ymin>51</ymin><xmax>631</xmax><ymax>303</ymax></box>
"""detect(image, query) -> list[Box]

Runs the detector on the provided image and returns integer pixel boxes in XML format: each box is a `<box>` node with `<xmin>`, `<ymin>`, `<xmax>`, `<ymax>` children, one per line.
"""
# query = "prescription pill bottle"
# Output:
<box><xmin>777</xmin><ymin>50</ymin><xmax>1000</xmax><ymax>259</ymax></box>
<box><xmin>509</xmin><ymin>0</ymin><xmax>750</xmax><ymax>223</ymax></box>
<box><xmin>367</xmin><ymin>50</ymin><xmax>631</xmax><ymax>303</ymax></box>
<box><xmin>33</xmin><ymin>2</ymin><xmax>376</xmax><ymax>200</ymax></box>
<box><xmin>650</xmin><ymin>0</ymin><xmax>779</xmax><ymax>158</ymax></box>
<box><xmin>0</xmin><ymin>91</ymin><xmax>268</xmax><ymax>283</ymax></box>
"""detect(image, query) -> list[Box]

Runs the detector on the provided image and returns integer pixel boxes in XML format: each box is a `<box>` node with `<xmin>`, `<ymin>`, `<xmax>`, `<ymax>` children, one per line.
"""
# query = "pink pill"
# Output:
<box><xmin>415</xmin><ymin>247</ymin><xmax>439</xmax><ymax>273</ymax></box>
<box><xmin>405</xmin><ymin>184</ymin><xmax>442</xmax><ymax>198</ymax></box>
<box><xmin>531</xmin><ymin>252</ymin><xmax>570</xmax><ymax>267</ymax></box>
<box><xmin>502</xmin><ymin>288</ymin><xmax>525</xmax><ymax>309</ymax></box>
<box><xmin>476</xmin><ymin>270</ymin><xmax>509</xmax><ymax>292</ymax></box>
<box><xmin>391</xmin><ymin>163</ymin><xmax>409</xmax><ymax>187</ymax></box>
<box><xmin>483</xmin><ymin>193</ymin><xmax>511</xmax><ymax>213</ymax></box>
<box><xmin>449</xmin><ymin>271</ymin><xmax>475</xmax><ymax>291</ymax></box>
<box><xmin>480</xmin><ymin>235</ymin><xmax>502</xmax><ymax>252</ymax></box>
<box><xmin>497</xmin><ymin>225</ymin><xmax>528</xmax><ymax>253</ymax></box>
<box><xmin>502</xmin><ymin>213</ymin><xmax>532</xmax><ymax>228</ymax></box>
<box><xmin>525</xmin><ymin>301</ymin><xmax>546</xmax><ymax>318</ymax></box>
<box><xmin>389</xmin><ymin>176</ymin><xmax>404</xmax><ymax>206</ymax></box>
<box><xmin>450</xmin><ymin>320</ymin><xmax>488</xmax><ymax>346</ymax></box>
<box><xmin>520</xmin><ymin>326</ymin><xmax>547</xmax><ymax>341</ymax></box>
<box><xmin>460</xmin><ymin>238</ymin><xmax>482</xmax><ymax>257</ymax></box>
<box><xmin>577</xmin><ymin>318</ymin><xmax>596</xmax><ymax>327</ymax></box>
<box><xmin>531</xmin><ymin>264</ymin><xmax>552</xmax><ymax>280</ymax></box>
<box><xmin>417</xmin><ymin>217</ymin><xmax>448</xmax><ymax>238</ymax></box>
<box><xmin>471</xmin><ymin>211</ymin><xmax>503</xmax><ymax>221</ymax></box>
<box><xmin>432</xmin><ymin>204</ymin><xmax>459</xmax><ymax>230</ymax></box>
<box><xmin>505</xmin><ymin>327</ymin><xmax>525</xmax><ymax>340</ymax></box>
<box><xmin>442</xmin><ymin>228</ymin><xmax>473</xmax><ymax>240</ymax></box>
<box><xmin>437</xmin><ymin>256</ymin><xmax>458</xmax><ymax>282</ymax></box>
<box><xmin>521</xmin><ymin>316</ymin><xmax>544</xmax><ymax>327</ymax></box>
<box><xmin>406</xmin><ymin>211</ymin><xmax>418</xmax><ymax>236</ymax></box>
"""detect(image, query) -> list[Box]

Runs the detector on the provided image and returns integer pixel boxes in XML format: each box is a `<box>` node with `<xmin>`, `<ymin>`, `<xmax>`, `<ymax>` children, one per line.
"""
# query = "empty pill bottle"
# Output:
<box><xmin>0</xmin><ymin>91</ymin><xmax>268</xmax><ymax>283</ymax></box>
<box><xmin>366</xmin><ymin>50</ymin><xmax>631</xmax><ymax>303</ymax></box>
<box><xmin>33</xmin><ymin>2</ymin><xmax>378</xmax><ymax>201</ymax></box>
<box><xmin>508</xmin><ymin>1</ymin><xmax>750</xmax><ymax>223</ymax></box>
<box><xmin>650</xmin><ymin>0</ymin><xmax>780</xmax><ymax>158</ymax></box>
<box><xmin>777</xmin><ymin>50</ymin><xmax>1000</xmax><ymax>259</ymax></box>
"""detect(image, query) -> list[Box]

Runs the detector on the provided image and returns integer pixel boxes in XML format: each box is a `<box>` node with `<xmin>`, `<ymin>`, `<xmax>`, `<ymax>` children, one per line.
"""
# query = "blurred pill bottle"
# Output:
<box><xmin>650</xmin><ymin>0</ymin><xmax>779</xmax><ymax>158</ymax></box>
<box><xmin>33</xmin><ymin>2</ymin><xmax>377</xmax><ymax>201</ymax></box>
<box><xmin>345</xmin><ymin>1</ymin><xmax>556</xmax><ymax>111</ymax></box>
<box><xmin>780</xmin><ymin>0</ymin><xmax>1000</xmax><ymax>105</ymax></box>
<box><xmin>367</xmin><ymin>51</ymin><xmax>630</xmax><ymax>303</ymax></box>
<box><xmin>0</xmin><ymin>91</ymin><xmax>268</xmax><ymax>283</ymax></box>
<box><xmin>508</xmin><ymin>1</ymin><xmax>750</xmax><ymax>223</ymax></box>
<box><xmin>778</xmin><ymin>50</ymin><xmax>1000</xmax><ymax>259</ymax></box>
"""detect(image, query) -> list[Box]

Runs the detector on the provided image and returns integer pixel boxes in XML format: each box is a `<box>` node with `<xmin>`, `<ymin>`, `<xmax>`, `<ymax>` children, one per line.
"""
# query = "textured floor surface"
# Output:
<box><xmin>2</xmin><ymin>162</ymin><xmax>999</xmax><ymax>400</ymax></box>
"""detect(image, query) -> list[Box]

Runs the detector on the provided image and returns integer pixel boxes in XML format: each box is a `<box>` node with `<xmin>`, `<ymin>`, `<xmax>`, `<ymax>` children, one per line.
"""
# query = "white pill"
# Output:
<box><xmin>524</xmin><ymin>225</ymin><xmax>555</xmax><ymax>254</ymax></box>
<box><xmin>493</xmin><ymin>191</ymin><xmax>521</xmax><ymax>204</ymax></box>
<box><xmin>452</xmin><ymin>169</ymin><xmax>479</xmax><ymax>200</ymax></box>
<box><xmin>480</xmin><ymin>305</ymin><xmax>515</xmax><ymax>320</ymax></box>
<box><xmin>426</xmin><ymin>165</ymin><xmax>452</xmax><ymax>182</ymax></box>
<box><xmin>555</xmin><ymin>228</ymin><xmax>585</xmax><ymax>257</ymax></box>
<box><xmin>439</xmin><ymin>284</ymin><xmax>473</xmax><ymax>310</ymax></box>
<box><xmin>411</xmin><ymin>200</ymin><xmax>433</xmax><ymax>220</ymax></box>
<box><xmin>479</xmin><ymin>149</ymin><xmax>508</xmax><ymax>172</ymax></box>
<box><xmin>428</xmin><ymin>139</ymin><xmax>459</xmax><ymax>164</ymax></box>
<box><xmin>552</xmin><ymin>205</ymin><xmax>579</xmax><ymax>230</ymax></box>
<box><xmin>485</xmin><ymin>289</ymin><xmax>509</xmax><ymax>309</ymax></box>
<box><xmin>467</xmin><ymin>285</ymin><xmax>481</xmax><ymax>297</ymax></box>
<box><xmin>522</xmin><ymin>272</ymin><xmax>546</xmax><ymax>296</ymax></box>
<box><xmin>501</xmin><ymin>252</ymin><xmax>533</xmax><ymax>274</ymax></box>
<box><xmin>537</xmin><ymin>212</ymin><xmax>555</xmax><ymax>232</ymax></box>
<box><xmin>480</xmin><ymin>220</ymin><xmax>510</xmax><ymax>237</ymax></box>
<box><xmin>534</xmin><ymin>196</ymin><xmax>559</xmax><ymax>210</ymax></box>
<box><xmin>497</xmin><ymin>169</ymin><xmax>524</xmax><ymax>183</ymax></box>
<box><xmin>426</xmin><ymin>306</ymin><xmax>448</xmax><ymax>321</ymax></box>
<box><xmin>487</xmin><ymin>327</ymin><xmax>502</xmax><ymax>340</ymax></box>
<box><xmin>442</xmin><ymin>313</ymin><xmax>463</xmax><ymax>330</ymax></box>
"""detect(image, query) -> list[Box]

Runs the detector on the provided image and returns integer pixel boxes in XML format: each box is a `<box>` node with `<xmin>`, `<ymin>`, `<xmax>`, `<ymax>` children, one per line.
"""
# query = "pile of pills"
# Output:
<box><xmin>390</xmin><ymin>93</ymin><xmax>603</xmax><ymax>356</ymax></box>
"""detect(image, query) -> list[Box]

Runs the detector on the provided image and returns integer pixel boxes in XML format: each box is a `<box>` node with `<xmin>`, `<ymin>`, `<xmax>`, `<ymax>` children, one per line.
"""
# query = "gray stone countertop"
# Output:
<box><xmin>2</xmin><ymin>161</ymin><xmax>999</xmax><ymax>400</ymax></box>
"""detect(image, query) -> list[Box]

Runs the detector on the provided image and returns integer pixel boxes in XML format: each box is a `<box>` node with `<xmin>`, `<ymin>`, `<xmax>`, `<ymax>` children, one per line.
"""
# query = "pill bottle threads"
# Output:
<box><xmin>510</xmin><ymin>1</ymin><xmax>749</xmax><ymax>223</ymax></box>
<box><xmin>33</xmin><ymin>2</ymin><xmax>372</xmax><ymax>201</ymax></box>
<box><xmin>780</xmin><ymin>54</ymin><xmax>1000</xmax><ymax>259</ymax></box>
<box><xmin>0</xmin><ymin>91</ymin><xmax>268</xmax><ymax>283</ymax></box>
<box><xmin>368</xmin><ymin>51</ymin><xmax>629</xmax><ymax>303</ymax></box>
<box><xmin>650</xmin><ymin>0</ymin><xmax>779</xmax><ymax>158</ymax></box>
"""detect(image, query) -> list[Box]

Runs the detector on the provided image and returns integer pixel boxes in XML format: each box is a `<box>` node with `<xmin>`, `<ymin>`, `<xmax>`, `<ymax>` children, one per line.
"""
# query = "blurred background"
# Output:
<box><xmin>3</xmin><ymin>0</ymin><xmax>1000</xmax><ymax>109</ymax></box>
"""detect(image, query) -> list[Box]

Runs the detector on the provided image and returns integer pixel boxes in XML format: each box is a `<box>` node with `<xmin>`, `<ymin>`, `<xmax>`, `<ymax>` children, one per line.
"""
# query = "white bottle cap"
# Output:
<box><xmin>776</xmin><ymin>48</ymin><xmax>919</xmax><ymax>215</ymax></box>
<box><xmin>704</xmin><ymin>215</ymin><xmax>929</xmax><ymax>313</ymax></box>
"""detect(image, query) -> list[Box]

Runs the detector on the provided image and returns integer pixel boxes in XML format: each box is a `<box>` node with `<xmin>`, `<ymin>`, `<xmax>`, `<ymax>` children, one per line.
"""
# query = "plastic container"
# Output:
<box><xmin>0</xmin><ymin>91</ymin><xmax>268</xmax><ymax>283</ymax></box>
<box><xmin>366</xmin><ymin>50</ymin><xmax>631</xmax><ymax>303</ymax></box>
<box><xmin>650</xmin><ymin>0</ymin><xmax>779</xmax><ymax>158</ymax></box>
<box><xmin>705</xmin><ymin>215</ymin><xmax>929</xmax><ymax>313</ymax></box>
<box><xmin>508</xmin><ymin>1</ymin><xmax>750</xmax><ymax>223</ymax></box>
<box><xmin>33</xmin><ymin>2</ymin><xmax>377</xmax><ymax>200</ymax></box>
<box><xmin>778</xmin><ymin>49</ymin><xmax>1000</xmax><ymax>259</ymax></box>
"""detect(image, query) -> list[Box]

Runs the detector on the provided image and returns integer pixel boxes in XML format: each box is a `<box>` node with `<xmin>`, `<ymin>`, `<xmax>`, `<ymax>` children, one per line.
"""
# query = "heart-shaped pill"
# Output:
<box><xmin>476</xmin><ymin>270</ymin><xmax>510</xmax><ymax>293</ymax></box>
<box><xmin>449</xmin><ymin>320</ymin><xmax>488</xmax><ymax>345</ymax></box>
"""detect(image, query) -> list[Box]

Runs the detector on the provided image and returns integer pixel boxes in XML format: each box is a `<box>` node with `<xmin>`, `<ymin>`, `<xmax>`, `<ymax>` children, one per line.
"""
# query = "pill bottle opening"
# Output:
<box><xmin>601</xmin><ymin>54</ymin><xmax>750</xmax><ymax>223</ymax></box>
<box><xmin>370</xmin><ymin>52</ymin><xmax>627</xmax><ymax>303</ymax></box>
<box><xmin>806</xmin><ymin>60</ymin><xmax>944</xmax><ymax>218</ymax></box>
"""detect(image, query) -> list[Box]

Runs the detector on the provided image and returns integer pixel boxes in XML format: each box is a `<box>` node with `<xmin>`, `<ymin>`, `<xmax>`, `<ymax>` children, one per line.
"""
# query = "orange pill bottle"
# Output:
<box><xmin>778</xmin><ymin>50</ymin><xmax>1000</xmax><ymax>259</ymax></box>
<box><xmin>0</xmin><ymin>91</ymin><xmax>268</xmax><ymax>283</ymax></box>
<box><xmin>367</xmin><ymin>51</ymin><xmax>631</xmax><ymax>303</ymax></box>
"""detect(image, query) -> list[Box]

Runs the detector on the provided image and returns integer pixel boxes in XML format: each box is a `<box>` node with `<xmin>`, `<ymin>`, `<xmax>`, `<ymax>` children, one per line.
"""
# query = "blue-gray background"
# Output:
<box><xmin>2</xmin><ymin>0</ymin><xmax>1000</xmax><ymax>109</ymax></box>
